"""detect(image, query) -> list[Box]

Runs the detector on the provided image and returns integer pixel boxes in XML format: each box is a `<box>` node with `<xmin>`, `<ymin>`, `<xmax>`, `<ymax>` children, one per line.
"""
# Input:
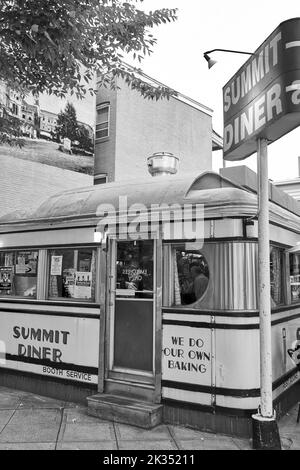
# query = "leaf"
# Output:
<box><xmin>30</xmin><ymin>24</ymin><xmax>39</xmax><ymax>33</ymax></box>
<box><xmin>44</xmin><ymin>30</ymin><xmax>55</xmax><ymax>45</ymax></box>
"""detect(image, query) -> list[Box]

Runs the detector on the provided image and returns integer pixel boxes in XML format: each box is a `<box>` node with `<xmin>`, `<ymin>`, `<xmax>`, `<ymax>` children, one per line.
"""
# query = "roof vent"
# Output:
<box><xmin>147</xmin><ymin>152</ymin><xmax>179</xmax><ymax>177</ymax></box>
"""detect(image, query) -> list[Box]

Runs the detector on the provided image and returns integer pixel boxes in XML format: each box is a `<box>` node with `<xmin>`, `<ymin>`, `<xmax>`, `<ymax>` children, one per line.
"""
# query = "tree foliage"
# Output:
<box><xmin>55</xmin><ymin>102</ymin><xmax>93</xmax><ymax>152</ymax></box>
<box><xmin>0</xmin><ymin>0</ymin><xmax>178</xmax><ymax>100</ymax></box>
<box><xmin>56</xmin><ymin>102</ymin><xmax>78</xmax><ymax>142</ymax></box>
<box><xmin>0</xmin><ymin>107</ymin><xmax>24</xmax><ymax>147</ymax></box>
<box><xmin>76</xmin><ymin>124</ymin><xmax>93</xmax><ymax>152</ymax></box>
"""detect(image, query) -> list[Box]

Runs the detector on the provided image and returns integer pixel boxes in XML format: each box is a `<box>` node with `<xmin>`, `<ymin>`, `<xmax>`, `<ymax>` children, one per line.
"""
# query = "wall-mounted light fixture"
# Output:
<box><xmin>94</xmin><ymin>229</ymin><xmax>108</xmax><ymax>245</ymax></box>
<box><xmin>94</xmin><ymin>229</ymin><xmax>103</xmax><ymax>244</ymax></box>
<box><xmin>203</xmin><ymin>48</ymin><xmax>255</xmax><ymax>69</ymax></box>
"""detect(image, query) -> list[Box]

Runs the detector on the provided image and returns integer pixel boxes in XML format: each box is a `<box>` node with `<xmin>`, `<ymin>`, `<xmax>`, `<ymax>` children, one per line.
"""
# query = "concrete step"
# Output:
<box><xmin>87</xmin><ymin>393</ymin><xmax>163</xmax><ymax>429</ymax></box>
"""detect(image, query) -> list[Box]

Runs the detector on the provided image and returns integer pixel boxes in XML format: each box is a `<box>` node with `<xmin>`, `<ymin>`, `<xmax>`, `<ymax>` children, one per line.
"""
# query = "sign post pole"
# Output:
<box><xmin>252</xmin><ymin>138</ymin><xmax>281</xmax><ymax>450</ymax></box>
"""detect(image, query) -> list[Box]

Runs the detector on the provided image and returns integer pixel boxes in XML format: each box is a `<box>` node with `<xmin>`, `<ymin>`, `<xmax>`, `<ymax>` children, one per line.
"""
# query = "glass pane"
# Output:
<box><xmin>270</xmin><ymin>247</ymin><xmax>283</xmax><ymax>305</ymax></box>
<box><xmin>116</xmin><ymin>240</ymin><xmax>153</xmax><ymax>299</ymax></box>
<box><xmin>0</xmin><ymin>250</ymin><xmax>38</xmax><ymax>298</ymax></box>
<box><xmin>96</xmin><ymin>122</ymin><xmax>108</xmax><ymax>131</ymax></box>
<box><xmin>290</xmin><ymin>253</ymin><xmax>300</xmax><ymax>302</ymax></box>
<box><xmin>96</xmin><ymin>106</ymin><xmax>109</xmax><ymax>122</ymax></box>
<box><xmin>114</xmin><ymin>298</ymin><xmax>153</xmax><ymax>372</ymax></box>
<box><xmin>165</xmin><ymin>244</ymin><xmax>209</xmax><ymax>306</ymax></box>
<box><xmin>96</xmin><ymin>129</ymin><xmax>108</xmax><ymax>139</ymax></box>
<box><xmin>48</xmin><ymin>248</ymin><xmax>96</xmax><ymax>301</ymax></box>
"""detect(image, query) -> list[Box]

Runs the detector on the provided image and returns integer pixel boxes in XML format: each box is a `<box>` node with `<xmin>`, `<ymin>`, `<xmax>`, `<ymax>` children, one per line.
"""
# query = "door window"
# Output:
<box><xmin>116</xmin><ymin>240</ymin><xmax>154</xmax><ymax>298</ymax></box>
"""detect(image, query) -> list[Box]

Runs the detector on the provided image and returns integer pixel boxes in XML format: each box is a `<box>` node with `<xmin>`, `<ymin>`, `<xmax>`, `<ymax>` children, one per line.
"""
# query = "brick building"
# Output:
<box><xmin>94</xmin><ymin>74</ymin><xmax>222</xmax><ymax>184</ymax></box>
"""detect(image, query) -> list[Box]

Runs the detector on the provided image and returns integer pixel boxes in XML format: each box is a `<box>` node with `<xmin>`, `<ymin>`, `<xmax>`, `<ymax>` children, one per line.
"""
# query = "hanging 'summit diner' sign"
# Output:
<box><xmin>223</xmin><ymin>18</ymin><xmax>300</xmax><ymax>161</ymax></box>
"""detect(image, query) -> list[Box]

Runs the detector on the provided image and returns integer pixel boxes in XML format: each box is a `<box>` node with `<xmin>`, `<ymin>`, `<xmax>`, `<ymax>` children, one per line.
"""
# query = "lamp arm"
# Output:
<box><xmin>204</xmin><ymin>48</ymin><xmax>255</xmax><ymax>56</ymax></box>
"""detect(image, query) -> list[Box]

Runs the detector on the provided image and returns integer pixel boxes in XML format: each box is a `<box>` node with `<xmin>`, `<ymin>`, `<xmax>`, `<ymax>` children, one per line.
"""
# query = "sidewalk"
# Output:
<box><xmin>0</xmin><ymin>385</ymin><xmax>298</xmax><ymax>450</ymax></box>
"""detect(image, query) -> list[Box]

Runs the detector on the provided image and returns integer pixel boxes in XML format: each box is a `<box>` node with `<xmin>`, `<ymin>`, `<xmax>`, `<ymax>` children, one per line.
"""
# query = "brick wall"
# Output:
<box><xmin>94</xmin><ymin>78</ymin><xmax>213</xmax><ymax>183</ymax></box>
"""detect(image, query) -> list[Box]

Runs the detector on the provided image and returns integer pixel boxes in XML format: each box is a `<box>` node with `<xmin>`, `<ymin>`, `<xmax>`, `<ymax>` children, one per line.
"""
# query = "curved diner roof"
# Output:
<box><xmin>0</xmin><ymin>171</ymin><xmax>299</xmax><ymax>234</ymax></box>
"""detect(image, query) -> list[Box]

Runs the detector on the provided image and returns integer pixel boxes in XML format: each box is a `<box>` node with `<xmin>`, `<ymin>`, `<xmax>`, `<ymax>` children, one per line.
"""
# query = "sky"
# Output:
<box><xmin>124</xmin><ymin>0</ymin><xmax>300</xmax><ymax>182</ymax></box>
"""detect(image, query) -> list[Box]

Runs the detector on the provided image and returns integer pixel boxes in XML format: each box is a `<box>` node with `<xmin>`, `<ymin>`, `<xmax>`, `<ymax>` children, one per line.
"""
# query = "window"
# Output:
<box><xmin>290</xmin><ymin>252</ymin><xmax>300</xmax><ymax>303</ymax></box>
<box><xmin>11</xmin><ymin>103</ymin><xmax>18</xmax><ymax>115</ymax></box>
<box><xmin>48</xmin><ymin>248</ymin><xmax>96</xmax><ymax>301</ymax></box>
<box><xmin>163</xmin><ymin>243</ymin><xmax>209</xmax><ymax>306</ymax></box>
<box><xmin>270</xmin><ymin>247</ymin><xmax>284</xmax><ymax>305</ymax></box>
<box><xmin>0</xmin><ymin>250</ymin><xmax>39</xmax><ymax>298</ymax></box>
<box><xmin>94</xmin><ymin>174</ymin><xmax>108</xmax><ymax>185</ymax></box>
<box><xmin>96</xmin><ymin>103</ymin><xmax>110</xmax><ymax>139</ymax></box>
<box><xmin>116</xmin><ymin>240</ymin><xmax>153</xmax><ymax>299</ymax></box>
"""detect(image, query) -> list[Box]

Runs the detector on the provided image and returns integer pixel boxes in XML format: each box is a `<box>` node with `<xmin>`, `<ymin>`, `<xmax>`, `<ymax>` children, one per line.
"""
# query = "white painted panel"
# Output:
<box><xmin>162</xmin><ymin>387</ymin><xmax>211</xmax><ymax>406</ymax></box>
<box><xmin>162</xmin><ymin>324</ymin><xmax>212</xmax><ymax>387</ymax></box>
<box><xmin>0</xmin><ymin>311</ymin><xmax>99</xmax><ymax>385</ymax></box>
<box><xmin>0</xmin><ymin>227</ymin><xmax>95</xmax><ymax>248</ymax></box>
<box><xmin>215</xmin><ymin>329</ymin><xmax>260</xmax><ymax>389</ymax></box>
<box><xmin>216</xmin><ymin>395</ymin><xmax>260</xmax><ymax>410</ymax></box>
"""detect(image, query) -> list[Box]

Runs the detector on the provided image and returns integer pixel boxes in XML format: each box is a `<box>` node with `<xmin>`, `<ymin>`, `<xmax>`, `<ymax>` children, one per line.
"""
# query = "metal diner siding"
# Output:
<box><xmin>0</xmin><ymin>171</ymin><xmax>299</xmax><ymax>421</ymax></box>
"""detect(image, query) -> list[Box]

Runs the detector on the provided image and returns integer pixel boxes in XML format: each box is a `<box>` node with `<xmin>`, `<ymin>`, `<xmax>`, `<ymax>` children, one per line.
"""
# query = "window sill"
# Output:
<box><xmin>0</xmin><ymin>297</ymin><xmax>100</xmax><ymax>308</ymax></box>
<box><xmin>95</xmin><ymin>137</ymin><xmax>110</xmax><ymax>144</ymax></box>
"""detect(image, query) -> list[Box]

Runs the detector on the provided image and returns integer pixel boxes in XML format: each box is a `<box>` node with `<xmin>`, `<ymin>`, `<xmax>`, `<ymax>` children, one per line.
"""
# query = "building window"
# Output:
<box><xmin>11</xmin><ymin>103</ymin><xmax>18</xmax><ymax>115</ymax></box>
<box><xmin>290</xmin><ymin>252</ymin><xmax>300</xmax><ymax>303</ymax></box>
<box><xmin>0</xmin><ymin>251</ymin><xmax>39</xmax><ymax>298</ymax></box>
<box><xmin>94</xmin><ymin>174</ymin><xmax>108</xmax><ymax>185</ymax></box>
<box><xmin>163</xmin><ymin>243</ymin><xmax>209</xmax><ymax>306</ymax></box>
<box><xmin>96</xmin><ymin>103</ymin><xmax>110</xmax><ymax>139</ymax></box>
<box><xmin>48</xmin><ymin>248</ymin><xmax>97</xmax><ymax>301</ymax></box>
<box><xmin>270</xmin><ymin>247</ymin><xmax>284</xmax><ymax>306</ymax></box>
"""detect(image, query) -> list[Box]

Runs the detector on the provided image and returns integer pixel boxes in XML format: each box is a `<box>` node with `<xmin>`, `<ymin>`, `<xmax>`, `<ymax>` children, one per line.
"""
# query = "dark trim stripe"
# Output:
<box><xmin>272</xmin><ymin>303</ymin><xmax>300</xmax><ymax>314</ymax></box>
<box><xmin>163</xmin><ymin>312</ymin><xmax>300</xmax><ymax>329</ymax></box>
<box><xmin>0</xmin><ymin>366</ymin><xmax>98</xmax><ymax>390</ymax></box>
<box><xmin>0</xmin><ymin>242</ymin><xmax>98</xmax><ymax>249</ymax></box>
<box><xmin>162</xmin><ymin>319</ymin><xmax>258</xmax><ymax>330</ymax></box>
<box><xmin>162</xmin><ymin>307</ymin><xmax>259</xmax><ymax>318</ymax></box>
<box><xmin>0</xmin><ymin>298</ymin><xmax>100</xmax><ymax>309</ymax></box>
<box><xmin>0</xmin><ymin>307</ymin><xmax>100</xmax><ymax>319</ymax></box>
<box><xmin>162</xmin><ymin>398</ymin><xmax>256</xmax><ymax>417</ymax></box>
<box><xmin>163</xmin><ymin>303</ymin><xmax>300</xmax><ymax>318</ymax></box>
<box><xmin>272</xmin><ymin>366</ymin><xmax>300</xmax><ymax>391</ymax></box>
<box><xmin>163</xmin><ymin>237</ymin><xmax>257</xmax><ymax>244</ymax></box>
<box><xmin>162</xmin><ymin>368</ymin><xmax>300</xmax><ymax>399</ymax></box>
<box><xmin>0</xmin><ymin>216</ymin><xmax>97</xmax><ymax>234</ymax></box>
<box><xmin>162</xmin><ymin>380</ymin><xmax>260</xmax><ymax>398</ymax></box>
<box><xmin>4</xmin><ymin>354</ymin><xmax>98</xmax><ymax>376</ymax></box>
<box><xmin>272</xmin><ymin>312</ymin><xmax>300</xmax><ymax>327</ymax></box>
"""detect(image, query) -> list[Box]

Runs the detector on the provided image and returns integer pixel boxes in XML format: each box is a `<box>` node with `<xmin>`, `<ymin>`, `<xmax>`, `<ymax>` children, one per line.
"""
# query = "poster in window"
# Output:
<box><xmin>74</xmin><ymin>271</ymin><xmax>92</xmax><ymax>299</ymax></box>
<box><xmin>15</xmin><ymin>252</ymin><xmax>37</xmax><ymax>275</ymax></box>
<box><xmin>78</xmin><ymin>258</ymin><xmax>91</xmax><ymax>272</ymax></box>
<box><xmin>0</xmin><ymin>266</ymin><xmax>14</xmax><ymax>294</ymax></box>
<box><xmin>16</xmin><ymin>254</ymin><xmax>26</xmax><ymax>274</ymax></box>
<box><xmin>50</xmin><ymin>256</ymin><xmax>63</xmax><ymax>276</ymax></box>
<box><xmin>63</xmin><ymin>269</ymin><xmax>76</xmax><ymax>298</ymax></box>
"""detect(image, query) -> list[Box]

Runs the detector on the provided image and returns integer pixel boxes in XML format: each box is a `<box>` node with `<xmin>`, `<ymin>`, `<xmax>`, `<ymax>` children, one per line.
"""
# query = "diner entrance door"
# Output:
<box><xmin>105</xmin><ymin>238</ymin><xmax>160</xmax><ymax>402</ymax></box>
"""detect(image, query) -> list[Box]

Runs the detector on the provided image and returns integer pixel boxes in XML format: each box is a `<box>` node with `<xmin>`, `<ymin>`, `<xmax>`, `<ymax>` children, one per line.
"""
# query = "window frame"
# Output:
<box><xmin>0</xmin><ymin>249</ymin><xmax>39</xmax><ymax>299</ymax></box>
<box><xmin>270</xmin><ymin>245</ymin><xmax>286</xmax><ymax>307</ymax></box>
<box><xmin>46</xmin><ymin>246</ymin><xmax>99</xmax><ymax>303</ymax></box>
<box><xmin>95</xmin><ymin>102</ymin><xmax>110</xmax><ymax>141</ymax></box>
<box><xmin>289</xmin><ymin>251</ymin><xmax>300</xmax><ymax>304</ymax></box>
<box><xmin>162</xmin><ymin>241</ymin><xmax>210</xmax><ymax>308</ymax></box>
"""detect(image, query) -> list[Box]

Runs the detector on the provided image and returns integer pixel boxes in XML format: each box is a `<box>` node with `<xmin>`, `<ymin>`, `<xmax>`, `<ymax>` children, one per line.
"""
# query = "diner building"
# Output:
<box><xmin>0</xmin><ymin>74</ymin><xmax>299</xmax><ymax>438</ymax></box>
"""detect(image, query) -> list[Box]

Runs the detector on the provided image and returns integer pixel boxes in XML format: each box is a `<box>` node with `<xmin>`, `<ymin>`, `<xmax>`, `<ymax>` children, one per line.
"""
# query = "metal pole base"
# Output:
<box><xmin>252</xmin><ymin>413</ymin><xmax>281</xmax><ymax>450</ymax></box>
